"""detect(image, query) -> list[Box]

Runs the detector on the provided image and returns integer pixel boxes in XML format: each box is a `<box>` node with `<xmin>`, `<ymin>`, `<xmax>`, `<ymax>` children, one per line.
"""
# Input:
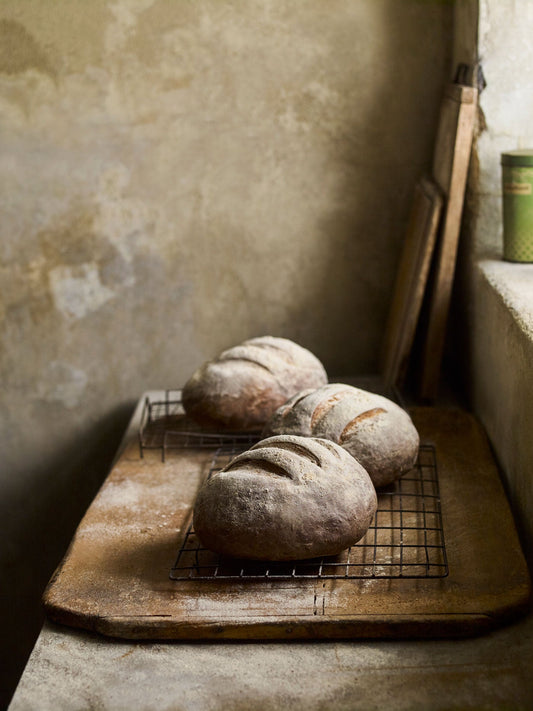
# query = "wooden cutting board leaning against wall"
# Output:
<box><xmin>381</xmin><ymin>176</ymin><xmax>443</xmax><ymax>391</ymax></box>
<box><xmin>418</xmin><ymin>83</ymin><xmax>478</xmax><ymax>400</ymax></box>
<box><xmin>381</xmin><ymin>82</ymin><xmax>477</xmax><ymax>399</ymax></box>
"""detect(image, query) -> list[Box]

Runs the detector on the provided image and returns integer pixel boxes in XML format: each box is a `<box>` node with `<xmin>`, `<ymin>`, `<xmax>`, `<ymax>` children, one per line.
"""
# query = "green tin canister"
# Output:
<box><xmin>501</xmin><ymin>150</ymin><xmax>533</xmax><ymax>262</ymax></box>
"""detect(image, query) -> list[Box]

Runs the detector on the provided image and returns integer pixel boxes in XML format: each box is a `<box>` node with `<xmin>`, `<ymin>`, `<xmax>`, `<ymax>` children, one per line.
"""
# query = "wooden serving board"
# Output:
<box><xmin>381</xmin><ymin>176</ymin><xmax>443</xmax><ymax>390</ymax></box>
<box><xmin>43</xmin><ymin>396</ymin><xmax>530</xmax><ymax>640</ymax></box>
<box><xmin>419</xmin><ymin>83</ymin><xmax>478</xmax><ymax>400</ymax></box>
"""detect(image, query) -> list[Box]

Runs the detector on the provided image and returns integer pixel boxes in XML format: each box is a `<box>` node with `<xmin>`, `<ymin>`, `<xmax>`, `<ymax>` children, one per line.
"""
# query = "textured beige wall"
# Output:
<box><xmin>0</xmin><ymin>0</ymin><xmax>452</xmax><ymax>703</ymax></box>
<box><xmin>453</xmin><ymin>0</ymin><xmax>533</xmax><ymax>563</ymax></box>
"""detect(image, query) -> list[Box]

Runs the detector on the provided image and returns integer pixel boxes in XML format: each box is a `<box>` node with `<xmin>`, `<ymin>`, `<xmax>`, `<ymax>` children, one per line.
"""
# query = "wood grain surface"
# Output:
<box><xmin>43</xmin><ymin>396</ymin><xmax>530</xmax><ymax>640</ymax></box>
<box><xmin>381</xmin><ymin>176</ymin><xmax>443</xmax><ymax>390</ymax></box>
<box><xmin>419</xmin><ymin>84</ymin><xmax>478</xmax><ymax>400</ymax></box>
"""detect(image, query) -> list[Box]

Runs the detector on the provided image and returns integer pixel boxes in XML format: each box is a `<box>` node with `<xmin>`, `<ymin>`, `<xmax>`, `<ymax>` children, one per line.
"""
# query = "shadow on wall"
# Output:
<box><xmin>272</xmin><ymin>3</ymin><xmax>451</xmax><ymax>375</ymax></box>
<box><xmin>0</xmin><ymin>402</ymin><xmax>135</xmax><ymax>709</ymax></box>
<box><xmin>0</xmin><ymin>1</ymin><xmax>452</xmax><ymax>705</ymax></box>
<box><xmin>160</xmin><ymin>2</ymin><xmax>451</xmax><ymax>375</ymax></box>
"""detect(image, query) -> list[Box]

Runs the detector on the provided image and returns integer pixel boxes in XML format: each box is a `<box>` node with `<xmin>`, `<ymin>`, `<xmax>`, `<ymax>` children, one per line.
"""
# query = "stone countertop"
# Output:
<box><xmin>9</xmin><ymin>387</ymin><xmax>533</xmax><ymax>710</ymax></box>
<box><xmin>9</xmin><ymin>613</ymin><xmax>533</xmax><ymax>710</ymax></box>
<box><xmin>478</xmin><ymin>259</ymin><xmax>533</xmax><ymax>341</ymax></box>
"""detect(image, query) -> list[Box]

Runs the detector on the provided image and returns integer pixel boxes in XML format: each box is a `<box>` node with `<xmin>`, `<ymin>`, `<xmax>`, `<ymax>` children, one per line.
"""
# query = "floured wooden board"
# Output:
<box><xmin>43</xmin><ymin>395</ymin><xmax>530</xmax><ymax>640</ymax></box>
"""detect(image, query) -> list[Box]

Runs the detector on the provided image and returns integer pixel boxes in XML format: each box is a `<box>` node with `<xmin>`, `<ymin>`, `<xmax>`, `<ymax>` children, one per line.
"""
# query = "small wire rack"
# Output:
<box><xmin>170</xmin><ymin>443</ymin><xmax>448</xmax><ymax>582</ymax></box>
<box><xmin>139</xmin><ymin>394</ymin><xmax>448</xmax><ymax>581</ymax></box>
<box><xmin>138</xmin><ymin>391</ymin><xmax>261</xmax><ymax>460</ymax></box>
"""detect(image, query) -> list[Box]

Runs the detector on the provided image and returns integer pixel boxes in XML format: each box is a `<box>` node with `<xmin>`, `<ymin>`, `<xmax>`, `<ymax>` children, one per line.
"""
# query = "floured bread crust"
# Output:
<box><xmin>263</xmin><ymin>384</ymin><xmax>420</xmax><ymax>487</ymax></box>
<box><xmin>182</xmin><ymin>336</ymin><xmax>328</xmax><ymax>430</ymax></box>
<box><xmin>193</xmin><ymin>435</ymin><xmax>377</xmax><ymax>560</ymax></box>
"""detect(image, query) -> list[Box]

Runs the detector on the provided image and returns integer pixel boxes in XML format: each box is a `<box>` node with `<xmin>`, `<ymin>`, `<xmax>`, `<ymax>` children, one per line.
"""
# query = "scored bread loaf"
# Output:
<box><xmin>182</xmin><ymin>336</ymin><xmax>328</xmax><ymax>430</ymax></box>
<box><xmin>193</xmin><ymin>434</ymin><xmax>377</xmax><ymax>561</ymax></box>
<box><xmin>263</xmin><ymin>384</ymin><xmax>419</xmax><ymax>488</ymax></box>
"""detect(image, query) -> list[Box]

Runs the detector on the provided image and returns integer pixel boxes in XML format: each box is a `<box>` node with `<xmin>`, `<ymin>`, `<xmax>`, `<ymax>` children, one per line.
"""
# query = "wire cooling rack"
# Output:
<box><xmin>170</xmin><ymin>443</ymin><xmax>448</xmax><ymax>581</ymax></box>
<box><xmin>138</xmin><ymin>394</ymin><xmax>448</xmax><ymax>581</ymax></box>
<box><xmin>138</xmin><ymin>391</ymin><xmax>261</xmax><ymax>460</ymax></box>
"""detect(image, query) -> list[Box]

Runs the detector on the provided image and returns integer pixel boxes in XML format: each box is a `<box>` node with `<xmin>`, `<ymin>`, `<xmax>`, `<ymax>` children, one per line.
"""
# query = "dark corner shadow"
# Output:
<box><xmin>0</xmin><ymin>400</ymin><xmax>135</xmax><ymax>709</ymax></box>
<box><xmin>289</xmin><ymin>3</ymin><xmax>452</xmax><ymax>377</ymax></box>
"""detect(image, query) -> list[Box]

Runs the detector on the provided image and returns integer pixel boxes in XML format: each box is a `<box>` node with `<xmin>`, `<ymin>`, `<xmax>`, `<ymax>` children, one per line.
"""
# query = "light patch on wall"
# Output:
<box><xmin>37</xmin><ymin>360</ymin><xmax>88</xmax><ymax>409</ymax></box>
<box><xmin>106</xmin><ymin>0</ymin><xmax>157</xmax><ymax>53</ymax></box>
<box><xmin>306</xmin><ymin>81</ymin><xmax>338</xmax><ymax>106</ymax></box>
<box><xmin>48</xmin><ymin>262</ymin><xmax>115</xmax><ymax>319</ymax></box>
<box><xmin>278</xmin><ymin>99</ymin><xmax>311</xmax><ymax>135</ymax></box>
<box><xmin>93</xmin><ymin>164</ymin><xmax>154</xmax><ymax>267</ymax></box>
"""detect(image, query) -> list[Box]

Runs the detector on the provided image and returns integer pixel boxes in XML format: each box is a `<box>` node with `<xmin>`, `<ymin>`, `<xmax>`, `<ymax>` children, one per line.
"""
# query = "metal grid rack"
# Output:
<box><xmin>138</xmin><ymin>391</ymin><xmax>261</xmax><ymax>460</ymax></box>
<box><xmin>170</xmin><ymin>443</ymin><xmax>448</xmax><ymax>581</ymax></box>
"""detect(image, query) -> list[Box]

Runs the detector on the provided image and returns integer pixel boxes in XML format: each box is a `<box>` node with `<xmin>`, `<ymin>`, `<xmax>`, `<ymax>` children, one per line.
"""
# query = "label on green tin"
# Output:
<box><xmin>504</xmin><ymin>182</ymin><xmax>532</xmax><ymax>195</ymax></box>
<box><xmin>502</xmin><ymin>165</ymin><xmax>533</xmax><ymax>262</ymax></box>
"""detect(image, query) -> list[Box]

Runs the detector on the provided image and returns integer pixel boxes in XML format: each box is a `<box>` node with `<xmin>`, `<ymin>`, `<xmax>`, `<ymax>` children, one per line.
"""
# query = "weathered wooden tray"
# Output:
<box><xmin>43</xmin><ymin>395</ymin><xmax>530</xmax><ymax>640</ymax></box>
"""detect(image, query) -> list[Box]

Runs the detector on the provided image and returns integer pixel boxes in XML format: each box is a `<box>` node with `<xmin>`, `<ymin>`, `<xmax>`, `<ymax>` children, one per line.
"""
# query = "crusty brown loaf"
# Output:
<box><xmin>182</xmin><ymin>336</ymin><xmax>328</xmax><ymax>430</ymax></box>
<box><xmin>193</xmin><ymin>434</ymin><xmax>377</xmax><ymax>561</ymax></box>
<box><xmin>263</xmin><ymin>384</ymin><xmax>419</xmax><ymax>488</ymax></box>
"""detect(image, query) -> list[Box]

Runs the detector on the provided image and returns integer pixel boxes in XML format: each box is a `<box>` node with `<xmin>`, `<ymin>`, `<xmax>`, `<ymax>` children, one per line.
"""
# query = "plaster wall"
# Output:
<box><xmin>469</xmin><ymin>261</ymin><xmax>533</xmax><ymax>562</ymax></box>
<box><xmin>0</xmin><ymin>0</ymin><xmax>452</xmax><ymax>704</ymax></box>
<box><xmin>476</xmin><ymin>0</ymin><xmax>533</xmax><ymax>257</ymax></box>
<box><xmin>453</xmin><ymin>0</ymin><xmax>533</xmax><ymax>561</ymax></box>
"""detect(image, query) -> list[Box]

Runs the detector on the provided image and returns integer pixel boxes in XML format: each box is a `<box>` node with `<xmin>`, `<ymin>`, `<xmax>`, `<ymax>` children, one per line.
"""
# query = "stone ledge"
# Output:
<box><xmin>470</xmin><ymin>258</ymin><xmax>533</xmax><ymax>564</ymax></box>
<box><xmin>478</xmin><ymin>259</ymin><xmax>533</xmax><ymax>341</ymax></box>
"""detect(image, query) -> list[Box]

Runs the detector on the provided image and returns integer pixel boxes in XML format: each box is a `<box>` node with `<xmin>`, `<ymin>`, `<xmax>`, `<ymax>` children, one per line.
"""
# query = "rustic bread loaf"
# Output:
<box><xmin>263</xmin><ymin>384</ymin><xmax>419</xmax><ymax>488</ymax></box>
<box><xmin>182</xmin><ymin>336</ymin><xmax>328</xmax><ymax>430</ymax></box>
<box><xmin>193</xmin><ymin>434</ymin><xmax>377</xmax><ymax>561</ymax></box>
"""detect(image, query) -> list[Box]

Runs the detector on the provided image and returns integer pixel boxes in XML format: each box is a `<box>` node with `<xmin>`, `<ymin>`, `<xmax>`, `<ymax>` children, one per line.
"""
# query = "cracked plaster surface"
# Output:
<box><xmin>0</xmin><ymin>3</ymin><xmax>452</xmax><ymax>702</ymax></box>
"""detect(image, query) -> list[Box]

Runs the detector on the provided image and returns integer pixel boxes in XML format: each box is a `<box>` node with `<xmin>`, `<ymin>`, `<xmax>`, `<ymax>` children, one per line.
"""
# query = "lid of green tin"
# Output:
<box><xmin>501</xmin><ymin>150</ymin><xmax>533</xmax><ymax>166</ymax></box>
